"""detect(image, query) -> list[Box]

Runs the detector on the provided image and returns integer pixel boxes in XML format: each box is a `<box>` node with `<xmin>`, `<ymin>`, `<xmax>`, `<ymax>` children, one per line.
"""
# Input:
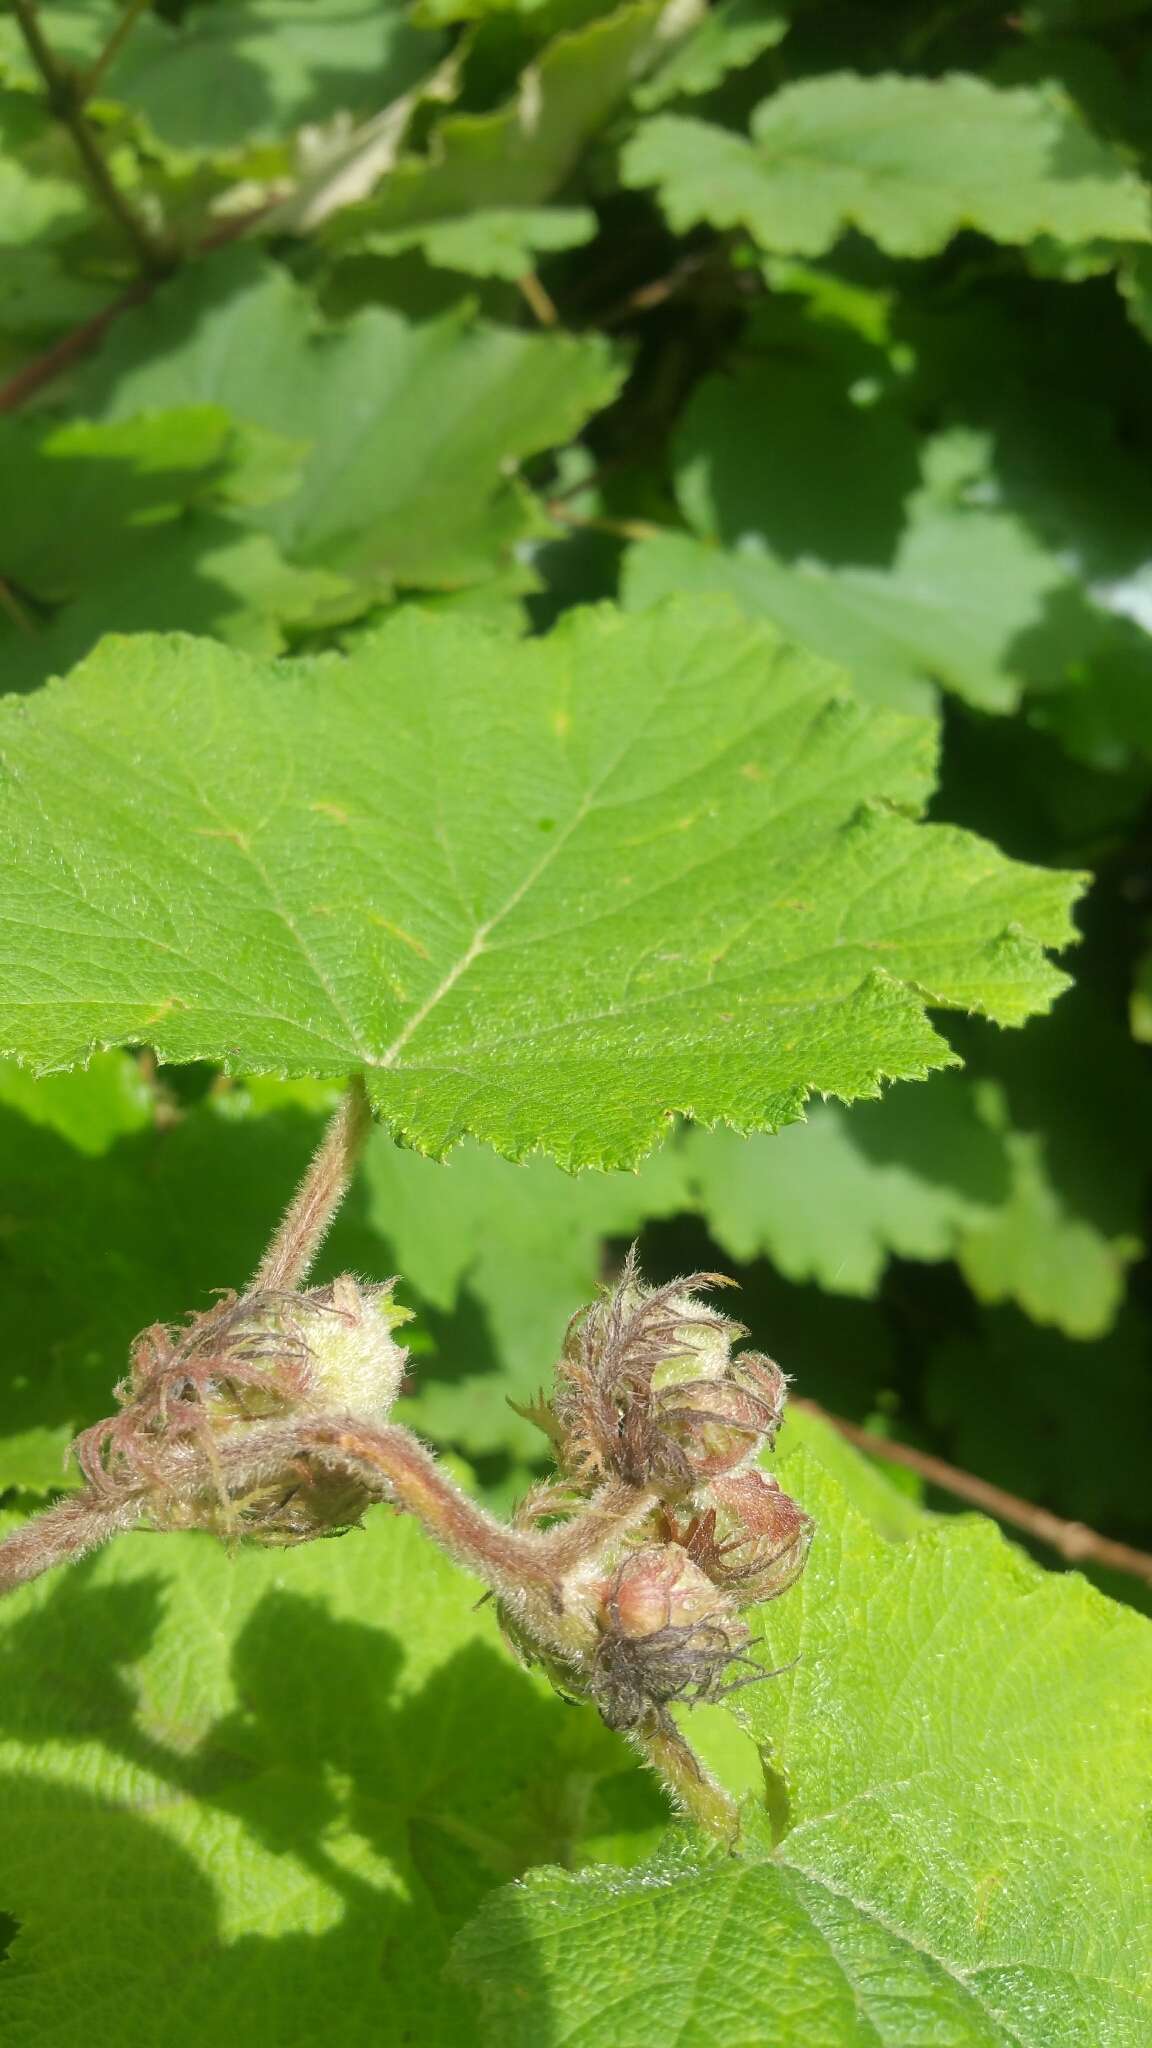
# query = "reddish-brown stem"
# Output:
<box><xmin>0</xmin><ymin>1488</ymin><xmax>145</xmax><ymax>1596</ymax></box>
<box><xmin>253</xmin><ymin>1078</ymin><xmax>371</xmax><ymax>1293</ymax></box>
<box><xmin>299</xmin><ymin>1420</ymin><xmax>651</xmax><ymax>1599</ymax></box>
<box><xmin>794</xmin><ymin>1399</ymin><xmax>1152</xmax><ymax>1586</ymax></box>
<box><xmin>0</xmin><ymin>203</ymin><xmax>274</xmax><ymax>415</ymax></box>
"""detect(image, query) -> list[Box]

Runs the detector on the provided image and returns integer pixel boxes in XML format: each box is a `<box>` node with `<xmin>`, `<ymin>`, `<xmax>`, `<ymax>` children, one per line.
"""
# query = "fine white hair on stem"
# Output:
<box><xmin>253</xmin><ymin>1076</ymin><xmax>372</xmax><ymax>1294</ymax></box>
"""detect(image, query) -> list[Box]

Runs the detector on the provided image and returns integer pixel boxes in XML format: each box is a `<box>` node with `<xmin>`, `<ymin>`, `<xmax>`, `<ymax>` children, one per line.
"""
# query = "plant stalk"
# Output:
<box><xmin>9</xmin><ymin>0</ymin><xmax>170</xmax><ymax>275</ymax></box>
<box><xmin>80</xmin><ymin>0</ymin><xmax>153</xmax><ymax>99</ymax></box>
<box><xmin>794</xmin><ymin>1399</ymin><xmax>1152</xmax><ymax>1586</ymax></box>
<box><xmin>253</xmin><ymin>1077</ymin><xmax>372</xmax><ymax>1293</ymax></box>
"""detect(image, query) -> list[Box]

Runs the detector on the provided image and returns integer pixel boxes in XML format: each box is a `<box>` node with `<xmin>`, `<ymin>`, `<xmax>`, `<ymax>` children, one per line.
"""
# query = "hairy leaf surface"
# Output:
<box><xmin>455</xmin><ymin>1454</ymin><xmax>1152</xmax><ymax>2046</ymax></box>
<box><xmin>0</xmin><ymin>1510</ymin><xmax>663</xmax><ymax>2046</ymax></box>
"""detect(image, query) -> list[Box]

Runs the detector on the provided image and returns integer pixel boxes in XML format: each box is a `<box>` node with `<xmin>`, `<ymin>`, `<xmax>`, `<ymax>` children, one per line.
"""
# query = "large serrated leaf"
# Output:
<box><xmin>623</xmin><ymin>71</ymin><xmax>1152</xmax><ymax>257</ymax></box>
<box><xmin>0</xmin><ymin>1509</ymin><xmax>664</xmax><ymax>2046</ymax></box>
<box><xmin>453</xmin><ymin>1452</ymin><xmax>1152</xmax><ymax>2046</ymax></box>
<box><xmin>0</xmin><ymin>602</ymin><xmax>1083</xmax><ymax>1167</ymax></box>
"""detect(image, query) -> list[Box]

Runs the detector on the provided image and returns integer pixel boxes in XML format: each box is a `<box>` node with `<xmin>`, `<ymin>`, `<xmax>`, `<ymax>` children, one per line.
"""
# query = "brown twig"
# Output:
<box><xmin>517</xmin><ymin>271</ymin><xmax>559</xmax><ymax>328</ymax></box>
<box><xmin>10</xmin><ymin>0</ymin><xmax>170</xmax><ymax>276</ymax></box>
<box><xmin>546</xmin><ymin>502</ymin><xmax>665</xmax><ymax>544</ymax></box>
<box><xmin>80</xmin><ymin>0</ymin><xmax>153</xmax><ymax>100</ymax></box>
<box><xmin>793</xmin><ymin>1398</ymin><xmax>1152</xmax><ymax>1586</ymax></box>
<box><xmin>0</xmin><ymin>277</ymin><xmax>154</xmax><ymax>412</ymax></box>
<box><xmin>253</xmin><ymin>1077</ymin><xmax>371</xmax><ymax>1293</ymax></box>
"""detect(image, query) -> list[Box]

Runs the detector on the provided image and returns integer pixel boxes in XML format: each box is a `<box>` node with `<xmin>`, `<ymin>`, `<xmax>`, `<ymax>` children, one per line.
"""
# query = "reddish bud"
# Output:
<box><xmin>706</xmin><ymin>1470</ymin><xmax>813</xmax><ymax>1603</ymax></box>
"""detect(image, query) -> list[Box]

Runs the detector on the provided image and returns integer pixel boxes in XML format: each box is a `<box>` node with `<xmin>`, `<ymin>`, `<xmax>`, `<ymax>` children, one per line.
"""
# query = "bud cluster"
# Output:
<box><xmin>509</xmin><ymin>1251</ymin><xmax>813</xmax><ymax>1820</ymax></box>
<box><xmin>0</xmin><ymin>1083</ymin><xmax>813</xmax><ymax>1845</ymax></box>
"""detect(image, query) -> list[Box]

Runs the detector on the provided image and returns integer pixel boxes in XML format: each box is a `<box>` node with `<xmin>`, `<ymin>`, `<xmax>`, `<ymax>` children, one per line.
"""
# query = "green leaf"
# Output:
<box><xmin>0</xmin><ymin>250</ymin><xmax>107</xmax><ymax>337</ymax></box>
<box><xmin>0</xmin><ymin>95</ymin><xmax>90</xmax><ymax>249</ymax></box>
<box><xmin>454</xmin><ymin>1452</ymin><xmax>1152</xmax><ymax>2046</ymax></box>
<box><xmin>358</xmin><ymin>204</ymin><xmax>597</xmax><ymax>279</ymax></box>
<box><xmin>948</xmin><ymin>993</ymin><xmax>1151</xmax><ymax>1337</ymax></box>
<box><xmin>633</xmin><ymin>0</ymin><xmax>789</xmax><ymax>111</ymax></box>
<box><xmin>0</xmin><ymin>1050</ymin><xmax>151</xmax><ymax>1157</ymax></box>
<box><xmin>331</xmin><ymin>0</ymin><xmax>670</xmax><ymax>240</ymax></box>
<box><xmin>0</xmin><ymin>1508</ymin><xmax>665</xmax><ymax>2046</ymax></box>
<box><xmin>0</xmin><ymin>602</ymin><xmax>1083</xmax><ymax>1167</ymax></box>
<box><xmin>0</xmin><ymin>407</ymin><xmax>349</xmax><ymax>688</ymax></box>
<box><xmin>623</xmin><ymin>367</ymin><xmax>1089</xmax><ymax>715</ymax></box>
<box><xmin>682</xmin><ymin>991</ymin><xmax>1149</xmax><ymax>1338</ymax></box>
<box><xmin>680</xmin><ymin>1075</ymin><xmax>1006</xmax><ymax>1295</ymax></box>
<box><xmin>624</xmin><ymin>72</ymin><xmax>1152</xmax><ymax>258</ymax></box>
<box><xmin>103</xmin><ymin>0</ymin><xmax>444</xmax><ymax>156</ymax></box>
<box><xmin>775</xmin><ymin>1407</ymin><xmax>928</xmax><ymax>1542</ymax></box>
<box><xmin>73</xmin><ymin>249</ymin><xmax>623</xmax><ymax>594</ymax></box>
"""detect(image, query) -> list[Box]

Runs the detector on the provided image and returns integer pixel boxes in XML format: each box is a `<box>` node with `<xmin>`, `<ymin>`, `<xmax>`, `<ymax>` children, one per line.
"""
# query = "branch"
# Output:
<box><xmin>253</xmin><ymin>1076</ymin><xmax>372</xmax><ymax>1292</ymax></box>
<box><xmin>80</xmin><ymin>0</ymin><xmax>153</xmax><ymax>100</ymax></box>
<box><xmin>517</xmin><ymin>272</ymin><xmax>560</xmax><ymax>327</ymax></box>
<box><xmin>0</xmin><ymin>1488</ymin><xmax>145</xmax><ymax>1597</ymax></box>
<box><xmin>10</xmin><ymin>0</ymin><xmax>170</xmax><ymax>276</ymax></box>
<box><xmin>546</xmin><ymin>502</ymin><xmax>666</xmax><ymax>544</ymax></box>
<box><xmin>793</xmin><ymin>1399</ymin><xmax>1152</xmax><ymax>1586</ymax></box>
<box><xmin>0</xmin><ymin>204</ymin><xmax>273</xmax><ymax>415</ymax></box>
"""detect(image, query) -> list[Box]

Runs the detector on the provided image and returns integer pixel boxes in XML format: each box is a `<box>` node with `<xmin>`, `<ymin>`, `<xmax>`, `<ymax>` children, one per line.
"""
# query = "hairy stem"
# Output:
<box><xmin>296</xmin><ymin>1419</ymin><xmax>646</xmax><ymax>1608</ymax></box>
<box><xmin>794</xmin><ymin>1399</ymin><xmax>1152</xmax><ymax>1586</ymax></box>
<box><xmin>253</xmin><ymin>1077</ymin><xmax>372</xmax><ymax>1293</ymax></box>
<box><xmin>0</xmin><ymin>1488</ymin><xmax>145</xmax><ymax>1597</ymax></box>
<box><xmin>10</xmin><ymin>0</ymin><xmax>170</xmax><ymax>275</ymax></box>
<box><xmin>632</xmin><ymin>1712</ymin><xmax>740</xmax><ymax>1845</ymax></box>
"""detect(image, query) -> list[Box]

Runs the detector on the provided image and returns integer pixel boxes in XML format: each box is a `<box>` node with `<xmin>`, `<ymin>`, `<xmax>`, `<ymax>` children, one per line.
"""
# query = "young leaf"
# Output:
<box><xmin>623</xmin><ymin>72</ymin><xmax>1152</xmax><ymax>257</ymax></box>
<box><xmin>330</xmin><ymin>0</ymin><xmax>671</xmax><ymax>240</ymax></box>
<box><xmin>0</xmin><ymin>601</ymin><xmax>1084</xmax><ymax>1167</ymax></box>
<box><xmin>364</xmin><ymin>205</ymin><xmax>597</xmax><ymax>280</ymax></box>
<box><xmin>454</xmin><ymin>1453</ymin><xmax>1152</xmax><ymax>2046</ymax></box>
<box><xmin>0</xmin><ymin>1509</ymin><xmax>663</xmax><ymax>2046</ymax></box>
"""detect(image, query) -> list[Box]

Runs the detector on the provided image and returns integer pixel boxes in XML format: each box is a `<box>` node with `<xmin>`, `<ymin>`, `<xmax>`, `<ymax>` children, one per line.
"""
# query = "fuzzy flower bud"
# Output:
<box><xmin>703</xmin><ymin>1469</ymin><xmax>813</xmax><ymax>1604</ymax></box>
<box><xmin>650</xmin><ymin>1353</ymin><xmax>787</xmax><ymax>1485</ymax></box>
<box><xmin>537</xmin><ymin>1251</ymin><xmax>787</xmax><ymax>1494</ymax></box>
<box><xmin>586</xmin><ymin>1543</ymin><xmax>753</xmax><ymax>1731</ymax></box>
<box><xmin>73</xmin><ymin>1276</ymin><xmax>411</xmax><ymax>1545</ymax></box>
